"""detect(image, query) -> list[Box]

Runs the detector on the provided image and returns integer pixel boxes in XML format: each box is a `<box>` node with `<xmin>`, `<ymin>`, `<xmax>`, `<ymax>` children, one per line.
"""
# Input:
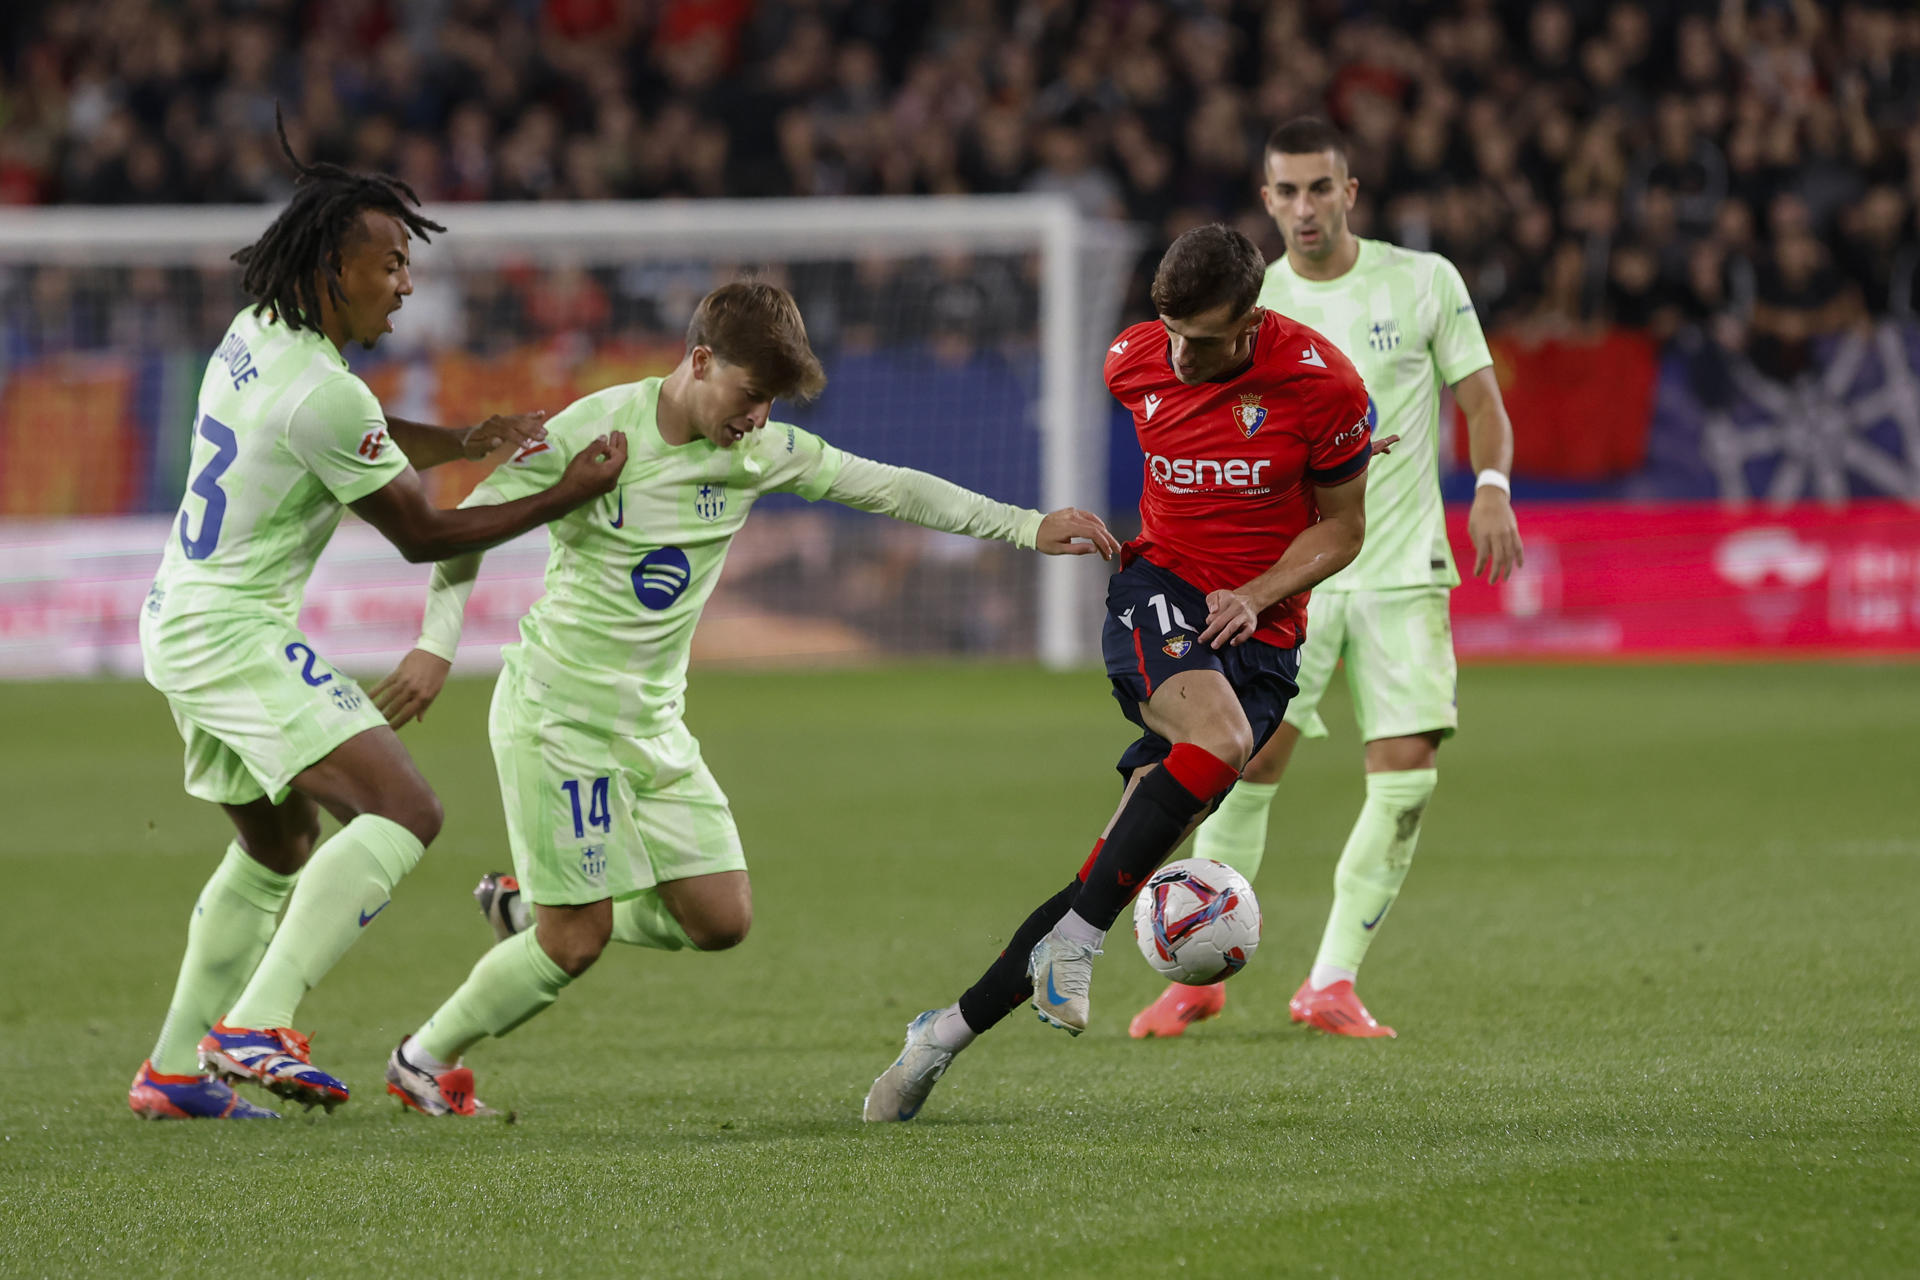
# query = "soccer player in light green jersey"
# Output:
<box><xmin>1129</xmin><ymin>117</ymin><xmax>1525</xmax><ymax>1042</ymax></box>
<box><xmin>129</xmin><ymin>132</ymin><xmax>626</xmax><ymax>1122</ymax></box>
<box><xmin>369</xmin><ymin>281</ymin><xmax>1119</xmax><ymax>1115</ymax></box>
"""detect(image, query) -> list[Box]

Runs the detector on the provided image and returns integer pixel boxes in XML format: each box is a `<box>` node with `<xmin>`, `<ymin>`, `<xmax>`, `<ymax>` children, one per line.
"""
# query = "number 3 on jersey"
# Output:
<box><xmin>178</xmin><ymin>412</ymin><xmax>237</xmax><ymax>561</ymax></box>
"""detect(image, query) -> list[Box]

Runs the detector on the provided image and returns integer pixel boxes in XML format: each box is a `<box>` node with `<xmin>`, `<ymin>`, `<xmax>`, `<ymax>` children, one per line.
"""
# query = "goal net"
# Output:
<box><xmin>0</xmin><ymin>197</ymin><xmax>1137</xmax><ymax>676</ymax></box>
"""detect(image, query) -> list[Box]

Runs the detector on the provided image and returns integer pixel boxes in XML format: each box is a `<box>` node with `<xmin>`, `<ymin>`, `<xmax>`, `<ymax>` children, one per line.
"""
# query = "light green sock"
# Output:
<box><xmin>1192</xmin><ymin>779</ymin><xmax>1281</xmax><ymax>881</ymax></box>
<box><xmin>149</xmin><ymin>843</ymin><xmax>297</xmax><ymax>1074</ymax></box>
<box><xmin>611</xmin><ymin>891</ymin><xmax>695</xmax><ymax>951</ymax></box>
<box><xmin>1314</xmin><ymin>769</ymin><xmax>1438</xmax><ymax>974</ymax></box>
<box><xmin>414</xmin><ymin>929</ymin><xmax>572</xmax><ymax>1064</ymax></box>
<box><xmin>224</xmin><ymin>814</ymin><xmax>425</xmax><ymax>1030</ymax></box>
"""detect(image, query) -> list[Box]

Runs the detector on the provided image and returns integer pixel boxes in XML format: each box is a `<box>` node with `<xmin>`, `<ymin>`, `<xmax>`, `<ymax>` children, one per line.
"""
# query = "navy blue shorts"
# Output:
<box><xmin>1100</xmin><ymin>557</ymin><xmax>1301</xmax><ymax>778</ymax></box>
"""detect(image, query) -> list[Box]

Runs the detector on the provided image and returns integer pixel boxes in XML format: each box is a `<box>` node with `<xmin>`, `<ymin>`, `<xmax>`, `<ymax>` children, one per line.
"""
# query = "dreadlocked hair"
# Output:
<box><xmin>231</xmin><ymin>108</ymin><xmax>446</xmax><ymax>333</ymax></box>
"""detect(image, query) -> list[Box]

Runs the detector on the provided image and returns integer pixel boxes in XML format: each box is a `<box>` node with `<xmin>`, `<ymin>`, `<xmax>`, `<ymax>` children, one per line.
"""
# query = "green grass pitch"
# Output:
<box><xmin>1</xmin><ymin>663</ymin><xmax>1915</xmax><ymax>1278</ymax></box>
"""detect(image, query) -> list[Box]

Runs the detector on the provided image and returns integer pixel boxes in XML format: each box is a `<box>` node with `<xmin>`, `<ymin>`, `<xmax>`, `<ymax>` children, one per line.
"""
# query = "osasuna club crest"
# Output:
<box><xmin>1162</xmin><ymin>634</ymin><xmax>1193</xmax><ymax>658</ymax></box>
<box><xmin>1233</xmin><ymin>394</ymin><xmax>1268</xmax><ymax>438</ymax></box>
<box><xmin>694</xmin><ymin>482</ymin><xmax>726</xmax><ymax>522</ymax></box>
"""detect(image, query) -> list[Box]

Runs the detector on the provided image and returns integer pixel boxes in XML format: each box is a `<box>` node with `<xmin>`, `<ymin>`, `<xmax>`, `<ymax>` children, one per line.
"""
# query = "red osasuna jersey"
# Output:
<box><xmin>1106</xmin><ymin>310</ymin><xmax>1371</xmax><ymax>648</ymax></box>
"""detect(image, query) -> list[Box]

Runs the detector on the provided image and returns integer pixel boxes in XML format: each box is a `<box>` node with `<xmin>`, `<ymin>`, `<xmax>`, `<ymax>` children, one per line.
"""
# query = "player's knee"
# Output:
<box><xmin>386</xmin><ymin>785</ymin><xmax>444</xmax><ymax>847</ymax></box>
<box><xmin>1194</xmin><ymin>723</ymin><xmax>1255</xmax><ymax>773</ymax></box>
<box><xmin>541</xmin><ymin>923</ymin><xmax>609</xmax><ymax>977</ymax></box>
<box><xmin>289</xmin><ymin>812</ymin><xmax>324</xmax><ymax>866</ymax></box>
<box><xmin>685</xmin><ymin>905</ymin><xmax>751</xmax><ymax>952</ymax></box>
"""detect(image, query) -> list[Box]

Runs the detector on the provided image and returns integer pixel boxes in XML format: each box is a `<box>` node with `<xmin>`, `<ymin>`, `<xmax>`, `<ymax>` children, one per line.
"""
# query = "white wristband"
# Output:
<box><xmin>1475</xmin><ymin>469</ymin><xmax>1511</xmax><ymax>494</ymax></box>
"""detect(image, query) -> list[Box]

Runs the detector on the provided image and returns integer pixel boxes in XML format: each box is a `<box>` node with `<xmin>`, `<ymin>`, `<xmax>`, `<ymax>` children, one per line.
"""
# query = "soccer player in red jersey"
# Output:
<box><xmin>865</xmin><ymin>224</ymin><xmax>1379</xmax><ymax>1122</ymax></box>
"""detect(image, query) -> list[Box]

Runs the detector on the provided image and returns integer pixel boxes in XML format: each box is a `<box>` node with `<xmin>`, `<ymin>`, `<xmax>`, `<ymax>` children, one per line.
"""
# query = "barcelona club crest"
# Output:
<box><xmin>1162</xmin><ymin>635</ymin><xmax>1193</xmax><ymax>658</ymax></box>
<box><xmin>695</xmin><ymin>483</ymin><xmax>726</xmax><ymax>522</ymax></box>
<box><xmin>1233</xmin><ymin>394</ymin><xmax>1268</xmax><ymax>438</ymax></box>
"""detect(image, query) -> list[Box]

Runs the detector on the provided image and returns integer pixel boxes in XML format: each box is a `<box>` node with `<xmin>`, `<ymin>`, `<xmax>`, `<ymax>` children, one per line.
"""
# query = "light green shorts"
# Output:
<box><xmin>1284</xmin><ymin>587</ymin><xmax>1458</xmax><ymax>743</ymax></box>
<box><xmin>140</xmin><ymin>615</ymin><xmax>386</xmax><ymax>805</ymax></box>
<box><xmin>488</xmin><ymin>665</ymin><xmax>746</xmax><ymax>908</ymax></box>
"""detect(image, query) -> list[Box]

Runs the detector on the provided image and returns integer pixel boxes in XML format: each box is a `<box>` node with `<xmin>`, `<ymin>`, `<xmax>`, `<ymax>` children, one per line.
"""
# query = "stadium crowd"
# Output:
<box><xmin>3</xmin><ymin>0</ymin><xmax>1919</xmax><ymax>361</ymax></box>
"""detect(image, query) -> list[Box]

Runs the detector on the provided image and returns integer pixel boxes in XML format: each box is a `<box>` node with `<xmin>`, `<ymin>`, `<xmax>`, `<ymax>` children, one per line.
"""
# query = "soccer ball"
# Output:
<box><xmin>1132</xmin><ymin>858</ymin><xmax>1261</xmax><ymax>985</ymax></box>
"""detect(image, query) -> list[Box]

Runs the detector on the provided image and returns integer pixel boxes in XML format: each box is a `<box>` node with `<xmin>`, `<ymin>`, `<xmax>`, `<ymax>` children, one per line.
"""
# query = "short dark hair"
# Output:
<box><xmin>1265</xmin><ymin>117</ymin><xmax>1350</xmax><ymax>167</ymax></box>
<box><xmin>1149</xmin><ymin>224</ymin><xmax>1266</xmax><ymax>321</ymax></box>
<box><xmin>686</xmin><ymin>281</ymin><xmax>828</xmax><ymax>402</ymax></box>
<box><xmin>232</xmin><ymin>109</ymin><xmax>445</xmax><ymax>333</ymax></box>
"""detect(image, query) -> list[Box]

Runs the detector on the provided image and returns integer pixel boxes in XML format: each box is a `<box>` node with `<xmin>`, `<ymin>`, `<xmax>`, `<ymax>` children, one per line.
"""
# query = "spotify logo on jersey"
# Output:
<box><xmin>631</xmin><ymin>546</ymin><xmax>692</xmax><ymax>610</ymax></box>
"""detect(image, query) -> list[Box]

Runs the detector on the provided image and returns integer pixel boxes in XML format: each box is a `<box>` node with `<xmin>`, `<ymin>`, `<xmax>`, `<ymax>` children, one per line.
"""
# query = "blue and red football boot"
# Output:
<box><xmin>198</xmin><ymin>1023</ymin><xmax>350</xmax><ymax>1111</ymax></box>
<box><xmin>128</xmin><ymin>1060</ymin><xmax>279</xmax><ymax>1119</ymax></box>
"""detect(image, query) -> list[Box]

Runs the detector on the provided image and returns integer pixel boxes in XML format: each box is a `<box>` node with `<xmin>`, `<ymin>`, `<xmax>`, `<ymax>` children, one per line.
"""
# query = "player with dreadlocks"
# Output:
<box><xmin>129</xmin><ymin>117</ymin><xmax>627</xmax><ymax>1120</ymax></box>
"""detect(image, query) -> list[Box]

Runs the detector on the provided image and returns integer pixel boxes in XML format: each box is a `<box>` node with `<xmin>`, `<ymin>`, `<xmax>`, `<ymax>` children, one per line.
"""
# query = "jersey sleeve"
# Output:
<box><xmin>1102</xmin><ymin>326</ymin><xmax>1144</xmax><ymax>402</ymax></box>
<box><xmin>460</xmin><ymin>432</ymin><xmax>570</xmax><ymax>508</ymax></box>
<box><xmin>283</xmin><ymin>374</ymin><xmax>409</xmax><ymax>504</ymax></box>
<box><xmin>1304</xmin><ymin>371</ymin><xmax>1374</xmax><ymax>487</ymax></box>
<box><xmin>414</xmin><ymin>408</ymin><xmax>594</xmax><ymax>659</ymax></box>
<box><xmin>749</xmin><ymin>422</ymin><xmax>846</xmax><ymax>500</ymax></box>
<box><xmin>823</xmin><ymin>453</ymin><xmax>1044</xmax><ymax>549</ymax></box>
<box><xmin>1429</xmin><ymin>256</ymin><xmax>1495</xmax><ymax>385</ymax></box>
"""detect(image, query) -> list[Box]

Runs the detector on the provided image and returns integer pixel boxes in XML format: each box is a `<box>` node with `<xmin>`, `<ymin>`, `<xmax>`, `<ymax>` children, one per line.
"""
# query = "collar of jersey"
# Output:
<box><xmin>632</xmin><ymin>377</ymin><xmax>681</xmax><ymax>455</ymax></box>
<box><xmin>248</xmin><ymin>308</ymin><xmax>346</xmax><ymax>368</ymax></box>
<box><xmin>634</xmin><ymin>376</ymin><xmax>728</xmax><ymax>457</ymax></box>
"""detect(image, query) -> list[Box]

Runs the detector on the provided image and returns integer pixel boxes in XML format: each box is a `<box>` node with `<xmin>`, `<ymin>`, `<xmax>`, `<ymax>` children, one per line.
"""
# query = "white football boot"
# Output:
<box><xmin>385</xmin><ymin>1037</ymin><xmax>497</xmax><ymax>1117</ymax></box>
<box><xmin>862</xmin><ymin>1010</ymin><xmax>956</xmax><ymax>1122</ymax></box>
<box><xmin>1028</xmin><ymin>930</ymin><xmax>1101</xmax><ymax>1035</ymax></box>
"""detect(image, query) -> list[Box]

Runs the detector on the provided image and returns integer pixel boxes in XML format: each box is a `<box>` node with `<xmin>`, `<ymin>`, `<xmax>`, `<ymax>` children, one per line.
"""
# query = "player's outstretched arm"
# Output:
<box><xmin>1453</xmin><ymin>367</ymin><xmax>1524</xmax><ymax>582</ymax></box>
<box><xmin>385</xmin><ymin>411</ymin><xmax>551</xmax><ymax>471</ymax></box>
<box><xmin>1198</xmin><ymin>470</ymin><xmax>1369</xmax><ymax>649</ymax></box>
<box><xmin>350</xmin><ymin>432</ymin><xmax>627</xmax><ymax>563</ymax></box>
<box><xmin>823</xmin><ymin>454</ymin><xmax>1118</xmax><ymax>558</ymax></box>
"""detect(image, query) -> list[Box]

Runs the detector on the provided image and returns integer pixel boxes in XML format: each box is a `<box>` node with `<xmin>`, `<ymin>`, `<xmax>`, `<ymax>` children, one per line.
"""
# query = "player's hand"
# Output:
<box><xmin>1199</xmin><ymin>588</ymin><xmax>1261</xmax><ymax>649</ymax></box>
<box><xmin>461</xmin><ymin>410</ymin><xmax>548</xmax><ymax>460</ymax></box>
<box><xmin>1037</xmin><ymin>507</ymin><xmax>1121</xmax><ymax>560</ymax></box>
<box><xmin>1370</xmin><ymin>433</ymin><xmax>1402</xmax><ymax>457</ymax></box>
<box><xmin>370</xmin><ymin>649</ymin><xmax>453</xmax><ymax>729</ymax></box>
<box><xmin>1468</xmin><ymin>485</ymin><xmax>1524</xmax><ymax>582</ymax></box>
<box><xmin>560</xmin><ymin>432</ymin><xmax>628</xmax><ymax>500</ymax></box>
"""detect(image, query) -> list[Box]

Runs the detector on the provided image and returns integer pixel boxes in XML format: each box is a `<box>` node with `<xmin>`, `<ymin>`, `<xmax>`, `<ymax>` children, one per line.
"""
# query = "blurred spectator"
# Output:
<box><xmin>1838</xmin><ymin>185</ymin><xmax>1920</xmax><ymax>320</ymax></box>
<box><xmin>1749</xmin><ymin>196</ymin><xmax>1859</xmax><ymax>380</ymax></box>
<box><xmin>0</xmin><ymin>0</ymin><xmax>1915</xmax><ymax>349</ymax></box>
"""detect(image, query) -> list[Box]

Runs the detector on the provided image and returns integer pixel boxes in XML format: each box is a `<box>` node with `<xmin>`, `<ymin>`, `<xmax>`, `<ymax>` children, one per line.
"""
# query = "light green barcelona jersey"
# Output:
<box><xmin>430</xmin><ymin>377</ymin><xmax>848</xmax><ymax>736</ymax></box>
<box><xmin>145</xmin><ymin>308</ymin><xmax>407</xmax><ymax>631</ymax></box>
<box><xmin>1259</xmin><ymin>239</ymin><xmax>1492</xmax><ymax>592</ymax></box>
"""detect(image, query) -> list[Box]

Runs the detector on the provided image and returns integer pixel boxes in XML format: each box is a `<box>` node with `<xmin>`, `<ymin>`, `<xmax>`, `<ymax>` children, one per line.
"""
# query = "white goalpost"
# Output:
<box><xmin>0</xmin><ymin>197</ymin><xmax>1139</xmax><ymax>674</ymax></box>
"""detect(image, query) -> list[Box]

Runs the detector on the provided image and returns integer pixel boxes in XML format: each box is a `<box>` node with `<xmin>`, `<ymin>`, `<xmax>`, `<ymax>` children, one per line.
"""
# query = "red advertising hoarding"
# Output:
<box><xmin>1447</xmin><ymin>501</ymin><xmax>1920</xmax><ymax>658</ymax></box>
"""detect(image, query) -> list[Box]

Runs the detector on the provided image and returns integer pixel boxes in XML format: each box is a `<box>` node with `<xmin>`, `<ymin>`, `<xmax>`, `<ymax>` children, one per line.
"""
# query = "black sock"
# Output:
<box><xmin>956</xmin><ymin>879</ymin><xmax>1080</xmax><ymax>1034</ymax></box>
<box><xmin>1069</xmin><ymin>767</ymin><xmax>1211</xmax><ymax>930</ymax></box>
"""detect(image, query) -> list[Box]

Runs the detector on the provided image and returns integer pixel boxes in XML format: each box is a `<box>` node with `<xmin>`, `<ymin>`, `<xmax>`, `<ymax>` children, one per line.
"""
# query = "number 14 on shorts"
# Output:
<box><xmin>561</xmin><ymin>777</ymin><xmax>611</xmax><ymax>839</ymax></box>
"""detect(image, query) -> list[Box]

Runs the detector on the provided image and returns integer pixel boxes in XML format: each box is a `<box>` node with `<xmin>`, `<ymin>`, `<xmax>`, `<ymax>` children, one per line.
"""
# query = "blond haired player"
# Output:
<box><xmin>371</xmin><ymin>282</ymin><xmax>1118</xmax><ymax>1114</ymax></box>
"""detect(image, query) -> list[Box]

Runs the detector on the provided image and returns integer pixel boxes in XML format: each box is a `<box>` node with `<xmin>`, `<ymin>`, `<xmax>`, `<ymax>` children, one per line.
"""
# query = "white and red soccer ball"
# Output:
<box><xmin>1131</xmin><ymin>858</ymin><xmax>1262</xmax><ymax>985</ymax></box>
